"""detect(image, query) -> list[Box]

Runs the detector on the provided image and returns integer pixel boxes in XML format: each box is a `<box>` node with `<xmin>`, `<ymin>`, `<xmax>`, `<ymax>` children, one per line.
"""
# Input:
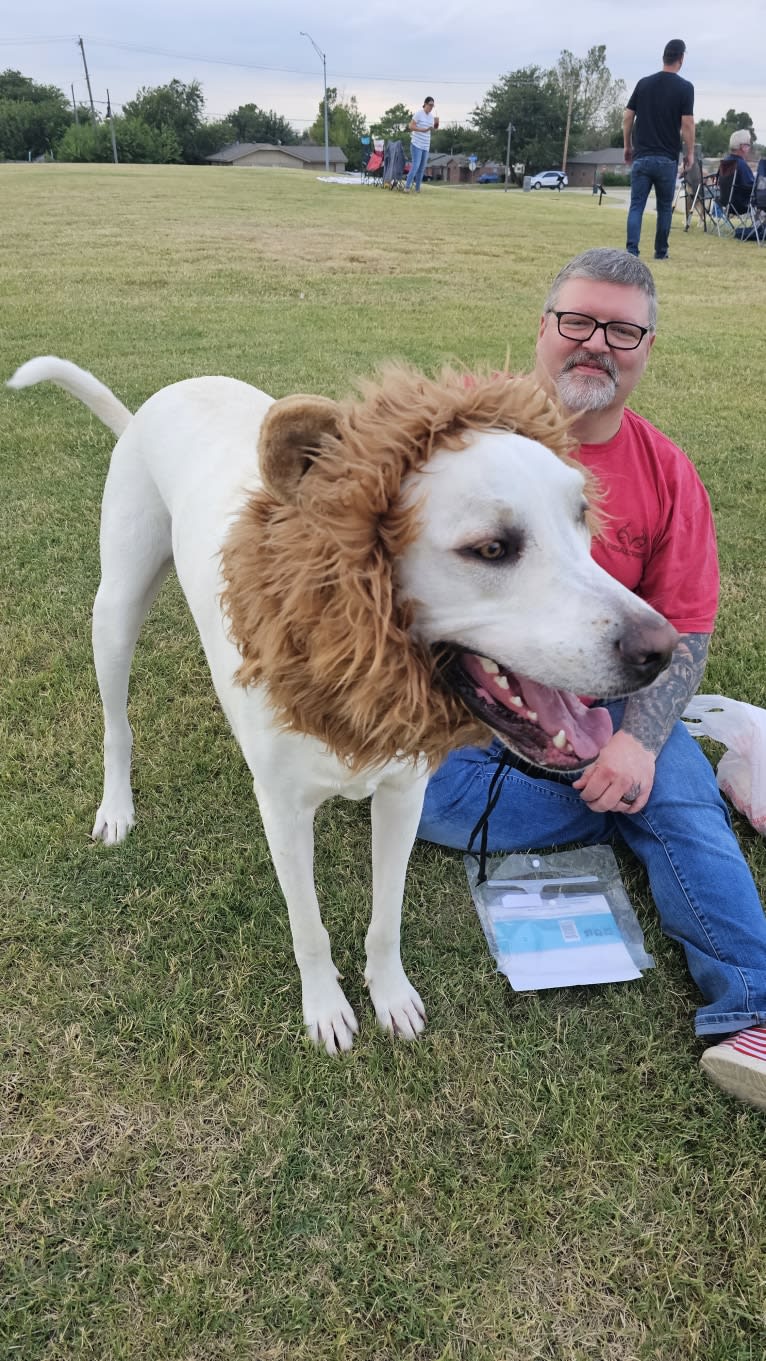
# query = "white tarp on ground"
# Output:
<box><xmin>316</xmin><ymin>174</ymin><xmax>365</xmax><ymax>185</ymax></box>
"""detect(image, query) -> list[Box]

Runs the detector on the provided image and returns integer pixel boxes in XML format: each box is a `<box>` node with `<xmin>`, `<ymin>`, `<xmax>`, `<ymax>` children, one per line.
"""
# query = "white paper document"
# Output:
<box><xmin>488</xmin><ymin>886</ymin><xmax>642</xmax><ymax>991</ymax></box>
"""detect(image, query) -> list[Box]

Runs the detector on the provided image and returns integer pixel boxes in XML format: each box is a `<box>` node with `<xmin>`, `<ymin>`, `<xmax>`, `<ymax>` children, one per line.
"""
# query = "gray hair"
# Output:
<box><xmin>544</xmin><ymin>248</ymin><xmax>658</xmax><ymax>331</ymax></box>
<box><xmin>729</xmin><ymin>128</ymin><xmax>751</xmax><ymax>151</ymax></box>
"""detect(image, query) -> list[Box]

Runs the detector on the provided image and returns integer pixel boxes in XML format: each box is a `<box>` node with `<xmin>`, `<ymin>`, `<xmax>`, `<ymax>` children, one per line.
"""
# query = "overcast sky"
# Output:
<box><xmin>5</xmin><ymin>2</ymin><xmax>764</xmax><ymax>140</ymax></box>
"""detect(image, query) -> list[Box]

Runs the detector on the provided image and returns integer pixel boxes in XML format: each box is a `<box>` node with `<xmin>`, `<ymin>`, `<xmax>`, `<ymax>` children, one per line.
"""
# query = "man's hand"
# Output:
<box><xmin>624</xmin><ymin>147</ymin><xmax>634</xmax><ymax>165</ymax></box>
<box><xmin>572</xmin><ymin>729</ymin><xmax>656</xmax><ymax>814</ymax></box>
<box><xmin>573</xmin><ymin>633</ymin><xmax>711</xmax><ymax>817</ymax></box>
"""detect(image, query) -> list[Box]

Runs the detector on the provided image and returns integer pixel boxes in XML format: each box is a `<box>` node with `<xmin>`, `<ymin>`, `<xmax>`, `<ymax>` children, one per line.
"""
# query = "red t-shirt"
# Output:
<box><xmin>577</xmin><ymin>408</ymin><xmax>719</xmax><ymax>634</ymax></box>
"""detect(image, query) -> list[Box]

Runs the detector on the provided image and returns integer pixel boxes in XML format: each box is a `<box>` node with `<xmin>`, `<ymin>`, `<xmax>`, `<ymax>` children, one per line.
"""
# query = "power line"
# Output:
<box><xmin>1</xmin><ymin>33</ymin><xmax>510</xmax><ymax>86</ymax></box>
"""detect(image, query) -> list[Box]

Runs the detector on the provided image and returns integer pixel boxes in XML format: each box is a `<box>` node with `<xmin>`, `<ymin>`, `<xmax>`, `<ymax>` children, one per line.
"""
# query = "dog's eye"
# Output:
<box><xmin>475</xmin><ymin>540</ymin><xmax>508</xmax><ymax>561</ymax></box>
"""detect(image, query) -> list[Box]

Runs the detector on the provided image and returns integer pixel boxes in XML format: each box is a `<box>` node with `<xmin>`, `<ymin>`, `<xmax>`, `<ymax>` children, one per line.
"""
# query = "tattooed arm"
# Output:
<box><xmin>573</xmin><ymin>633</ymin><xmax>710</xmax><ymax>815</ymax></box>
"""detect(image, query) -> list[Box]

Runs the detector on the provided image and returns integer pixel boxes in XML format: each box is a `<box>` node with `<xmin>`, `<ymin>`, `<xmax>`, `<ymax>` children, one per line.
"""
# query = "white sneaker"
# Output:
<box><xmin>700</xmin><ymin>1025</ymin><xmax>766</xmax><ymax>1110</ymax></box>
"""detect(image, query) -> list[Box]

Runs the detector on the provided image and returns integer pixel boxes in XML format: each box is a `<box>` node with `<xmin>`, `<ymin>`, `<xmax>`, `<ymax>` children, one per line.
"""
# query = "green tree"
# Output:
<box><xmin>226</xmin><ymin>103</ymin><xmax>296</xmax><ymax>144</ymax></box>
<box><xmin>471</xmin><ymin>67</ymin><xmax>569</xmax><ymax>173</ymax></box>
<box><xmin>554</xmin><ymin>46</ymin><xmax>626</xmax><ymax>148</ymax></box>
<box><xmin>193</xmin><ymin>119</ymin><xmax>237</xmax><ymax>160</ymax></box>
<box><xmin>122</xmin><ymin>78</ymin><xmax>205</xmax><ymax>161</ymax></box>
<box><xmin>56</xmin><ymin>115</ymin><xmax>182</xmax><ymax>164</ymax></box>
<box><xmin>369</xmin><ymin>103</ymin><xmax>412</xmax><ymax>141</ymax></box>
<box><xmin>430</xmin><ymin>122</ymin><xmax>485</xmax><ymax>156</ymax></box>
<box><xmin>696</xmin><ymin>110</ymin><xmax>757</xmax><ymax>157</ymax></box>
<box><xmin>0</xmin><ymin>68</ymin><xmax>71</xmax><ymax>159</ymax></box>
<box><xmin>308</xmin><ymin>87</ymin><xmax>367</xmax><ymax>164</ymax></box>
<box><xmin>54</xmin><ymin>121</ymin><xmax>111</xmax><ymax>162</ymax></box>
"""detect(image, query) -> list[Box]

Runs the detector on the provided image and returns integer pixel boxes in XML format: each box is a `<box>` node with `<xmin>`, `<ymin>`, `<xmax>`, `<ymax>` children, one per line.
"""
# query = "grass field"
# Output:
<box><xmin>2</xmin><ymin>163</ymin><xmax>766</xmax><ymax>1361</ymax></box>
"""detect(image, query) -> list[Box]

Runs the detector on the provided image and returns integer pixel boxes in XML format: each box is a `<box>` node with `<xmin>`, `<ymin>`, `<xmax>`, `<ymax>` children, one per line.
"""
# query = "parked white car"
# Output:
<box><xmin>529</xmin><ymin>170</ymin><xmax>568</xmax><ymax>190</ymax></box>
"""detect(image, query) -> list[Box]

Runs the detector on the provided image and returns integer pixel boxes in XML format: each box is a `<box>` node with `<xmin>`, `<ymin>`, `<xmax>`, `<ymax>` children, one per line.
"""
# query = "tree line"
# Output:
<box><xmin>0</xmin><ymin>56</ymin><xmax>758</xmax><ymax>172</ymax></box>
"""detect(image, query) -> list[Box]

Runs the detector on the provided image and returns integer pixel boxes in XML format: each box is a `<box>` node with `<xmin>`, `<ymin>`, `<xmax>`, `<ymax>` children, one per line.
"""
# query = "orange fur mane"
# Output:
<box><xmin>220</xmin><ymin>365</ymin><xmax>588</xmax><ymax>772</ymax></box>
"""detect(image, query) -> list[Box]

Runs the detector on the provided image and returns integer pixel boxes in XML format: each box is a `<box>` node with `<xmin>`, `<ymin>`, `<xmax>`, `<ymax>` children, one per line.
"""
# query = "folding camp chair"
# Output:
<box><xmin>383</xmin><ymin>140</ymin><xmax>406</xmax><ymax>191</ymax></box>
<box><xmin>712</xmin><ymin>155</ymin><xmax>760</xmax><ymax>240</ymax></box>
<box><xmin>362</xmin><ymin>138</ymin><xmax>384</xmax><ymax>186</ymax></box>
<box><xmin>674</xmin><ymin>159</ymin><xmax>717</xmax><ymax>232</ymax></box>
<box><xmin>750</xmin><ymin>157</ymin><xmax>766</xmax><ymax>244</ymax></box>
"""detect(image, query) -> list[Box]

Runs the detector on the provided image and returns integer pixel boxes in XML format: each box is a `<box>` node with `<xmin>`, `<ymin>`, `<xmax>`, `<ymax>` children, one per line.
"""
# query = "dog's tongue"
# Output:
<box><xmin>518</xmin><ymin>679</ymin><xmax>612</xmax><ymax>759</ymax></box>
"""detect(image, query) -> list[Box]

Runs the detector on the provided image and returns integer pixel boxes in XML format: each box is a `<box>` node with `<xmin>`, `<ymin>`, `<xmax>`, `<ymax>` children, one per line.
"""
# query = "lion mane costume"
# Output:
<box><xmin>221</xmin><ymin>366</ymin><xmax>588</xmax><ymax>773</ymax></box>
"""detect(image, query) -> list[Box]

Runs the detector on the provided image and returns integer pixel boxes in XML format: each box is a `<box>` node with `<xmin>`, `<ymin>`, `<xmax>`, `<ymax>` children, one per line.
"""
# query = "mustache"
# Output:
<box><xmin>560</xmin><ymin>350</ymin><xmax>619</xmax><ymax>382</ymax></box>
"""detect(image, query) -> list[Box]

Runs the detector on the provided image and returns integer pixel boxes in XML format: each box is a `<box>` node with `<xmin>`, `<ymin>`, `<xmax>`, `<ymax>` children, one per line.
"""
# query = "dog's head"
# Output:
<box><xmin>221</xmin><ymin>366</ymin><xmax>676</xmax><ymax>772</ymax></box>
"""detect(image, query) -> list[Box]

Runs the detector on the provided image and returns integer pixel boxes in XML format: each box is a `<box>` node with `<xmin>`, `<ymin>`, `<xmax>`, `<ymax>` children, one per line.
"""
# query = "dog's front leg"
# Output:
<box><xmin>365</xmin><ymin>772</ymin><xmax>429</xmax><ymax>1040</ymax></box>
<box><xmin>256</xmin><ymin>793</ymin><xmax>359</xmax><ymax>1056</ymax></box>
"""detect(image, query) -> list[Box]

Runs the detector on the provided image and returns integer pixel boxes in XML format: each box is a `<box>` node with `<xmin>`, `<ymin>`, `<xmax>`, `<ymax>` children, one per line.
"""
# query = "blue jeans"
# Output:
<box><xmin>406</xmin><ymin>144</ymin><xmax>429</xmax><ymax>192</ymax></box>
<box><xmin>626</xmin><ymin>155</ymin><xmax>678</xmax><ymax>258</ymax></box>
<box><xmin>419</xmin><ymin>703</ymin><xmax>766</xmax><ymax>1036</ymax></box>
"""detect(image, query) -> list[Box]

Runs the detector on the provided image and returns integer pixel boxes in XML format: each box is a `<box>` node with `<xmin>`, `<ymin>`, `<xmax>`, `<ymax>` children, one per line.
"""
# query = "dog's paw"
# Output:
<box><xmin>365</xmin><ymin>963</ymin><xmax>427</xmax><ymax>1041</ymax></box>
<box><xmin>91</xmin><ymin>802</ymin><xmax>135</xmax><ymax>846</ymax></box>
<box><xmin>302</xmin><ymin>975</ymin><xmax>359</xmax><ymax>1056</ymax></box>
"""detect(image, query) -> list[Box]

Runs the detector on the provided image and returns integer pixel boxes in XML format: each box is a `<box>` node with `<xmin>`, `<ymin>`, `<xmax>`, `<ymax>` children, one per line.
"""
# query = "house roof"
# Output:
<box><xmin>567</xmin><ymin>148</ymin><xmax>630</xmax><ymax>166</ymax></box>
<box><xmin>206</xmin><ymin>142</ymin><xmax>347</xmax><ymax>164</ymax></box>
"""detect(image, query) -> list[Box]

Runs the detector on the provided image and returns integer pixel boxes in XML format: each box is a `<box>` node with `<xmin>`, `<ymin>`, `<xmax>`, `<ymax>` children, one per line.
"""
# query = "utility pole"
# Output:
<box><xmin>106</xmin><ymin>90</ymin><xmax>118</xmax><ymax>164</ymax></box>
<box><xmin>71</xmin><ymin>84</ymin><xmax>79</xmax><ymax>125</ymax></box>
<box><xmin>504</xmin><ymin>121</ymin><xmax>513</xmax><ymax>192</ymax></box>
<box><xmin>77</xmin><ymin>36</ymin><xmax>97</xmax><ymax>125</ymax></box>
<box><xmin>300</xmin><ymin>30</ymin><xmax>329</xmax><ymax>171</ymax></box>
<box><xmin>561</xmin><ymin>84</ymin><xmax>575</xmax><ymax>173</ymax></box>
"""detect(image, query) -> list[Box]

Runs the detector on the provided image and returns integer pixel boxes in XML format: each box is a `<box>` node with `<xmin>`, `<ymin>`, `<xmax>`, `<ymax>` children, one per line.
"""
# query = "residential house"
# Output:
<box><xmin>206</xmin><ymin>142</ymin><xmax>347</xmax><ymax>173</ymax></box>
<box><xmin>565</xmin><ymin>148</ymin><xmax>631</xmax><ymax>188</ymax></box>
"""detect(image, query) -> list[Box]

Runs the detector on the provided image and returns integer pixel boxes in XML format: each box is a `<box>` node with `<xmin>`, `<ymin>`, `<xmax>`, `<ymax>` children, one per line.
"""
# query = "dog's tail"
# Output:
<box><xmin>7</xmin><ymin>356</ymin><xmax>133</xmax><ymax>438</ymax></box>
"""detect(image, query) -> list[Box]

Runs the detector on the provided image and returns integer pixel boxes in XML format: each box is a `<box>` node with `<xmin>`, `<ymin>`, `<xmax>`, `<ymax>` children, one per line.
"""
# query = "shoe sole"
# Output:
<box><xmin>700</xmin><ymin>1049</ymin><xmax>766</xmax><ymax>1111</ymax></box>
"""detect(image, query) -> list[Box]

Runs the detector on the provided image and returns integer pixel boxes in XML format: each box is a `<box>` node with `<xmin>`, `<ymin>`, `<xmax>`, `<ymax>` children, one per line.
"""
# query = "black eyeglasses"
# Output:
<box><xmin>548</xmin><ymin>310</ymin><xmax>652</xmax><ymax>350</ymax></box>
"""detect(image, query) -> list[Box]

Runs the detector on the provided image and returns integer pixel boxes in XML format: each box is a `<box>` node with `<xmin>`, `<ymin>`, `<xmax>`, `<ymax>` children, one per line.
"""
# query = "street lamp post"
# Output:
<box><xmin>300</xmin><ymin>30</ymin><xmax>329</xmax><ymax>171</ymax></box>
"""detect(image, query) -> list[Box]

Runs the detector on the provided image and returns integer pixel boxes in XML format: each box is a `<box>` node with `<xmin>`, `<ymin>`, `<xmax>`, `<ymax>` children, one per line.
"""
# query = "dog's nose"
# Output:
<box><xmin>617</xmin><ymin>617</ymin><xmax>679</xmax><ymax>683</ymax></box>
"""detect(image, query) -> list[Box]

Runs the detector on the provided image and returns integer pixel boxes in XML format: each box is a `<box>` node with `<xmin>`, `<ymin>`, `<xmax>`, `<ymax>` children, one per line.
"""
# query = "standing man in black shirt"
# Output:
<box><xmin>623</xmin><ymin>39</ymin><xmax>695</xmax><ymax>260</ymax></box>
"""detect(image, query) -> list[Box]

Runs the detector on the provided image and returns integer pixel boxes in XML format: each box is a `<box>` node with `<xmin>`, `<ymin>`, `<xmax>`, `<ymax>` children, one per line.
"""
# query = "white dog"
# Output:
<box><xmin>8</xmin><ymin>357</ymin><xmax>677</xmax><ymax>1053</ymax></box>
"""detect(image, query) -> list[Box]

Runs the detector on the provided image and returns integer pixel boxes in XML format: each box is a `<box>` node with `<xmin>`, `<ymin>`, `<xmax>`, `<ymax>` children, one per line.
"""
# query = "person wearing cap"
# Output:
<box><xmin>623</xmin><ymin>39</ymin><xmax>695</xmax><ymax>260</ymax></box>
<box><xmin>404</xmin><ymin>97</ymin><xmax>439</xmax><ymax>194</ymax></box>
<box><xmin>717</xmin><ymin>130</ymin><xmax>755</xmax><ymax>215</ymax></box>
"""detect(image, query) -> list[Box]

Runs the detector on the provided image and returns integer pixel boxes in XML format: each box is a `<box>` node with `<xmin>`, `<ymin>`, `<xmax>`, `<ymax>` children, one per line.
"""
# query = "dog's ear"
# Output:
<box><xmin>258</xmin><ymin>394</ymin><xmax>341</xmax><ymax>504</ymax></box>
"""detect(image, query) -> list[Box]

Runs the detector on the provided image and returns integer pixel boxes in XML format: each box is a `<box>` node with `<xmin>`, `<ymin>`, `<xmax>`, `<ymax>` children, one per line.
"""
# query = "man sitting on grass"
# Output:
<box><xmin>419</xmin><ymin>247</ymin><xmax>766</xmax><ymax>1113</ymax></box>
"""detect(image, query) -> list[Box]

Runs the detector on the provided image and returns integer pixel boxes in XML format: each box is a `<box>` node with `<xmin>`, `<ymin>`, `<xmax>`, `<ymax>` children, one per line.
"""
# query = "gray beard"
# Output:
<box><xmin>557</xmin><ymin>355</ymin><xmax>619</xmax><ymax>412</ymax></box>
<box><xmin>557</xmin><ymin>369</ymin><xmax>618</xmax><ymax>412</ymax></box>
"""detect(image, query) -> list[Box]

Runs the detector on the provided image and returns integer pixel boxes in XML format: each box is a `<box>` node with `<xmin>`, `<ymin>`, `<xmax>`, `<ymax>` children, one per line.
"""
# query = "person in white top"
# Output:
<box><xmin>405</xmin><ymin>96</ymin><xmax>439</xmax><ymax>193</ymax></box>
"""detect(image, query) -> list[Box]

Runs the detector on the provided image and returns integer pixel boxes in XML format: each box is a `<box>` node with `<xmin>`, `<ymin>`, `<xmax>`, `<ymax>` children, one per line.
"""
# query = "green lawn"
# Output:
<box><xmin>2</xmin><ymin>163</ymin><xmax>766</xmax><ymax>1361</ymax></box>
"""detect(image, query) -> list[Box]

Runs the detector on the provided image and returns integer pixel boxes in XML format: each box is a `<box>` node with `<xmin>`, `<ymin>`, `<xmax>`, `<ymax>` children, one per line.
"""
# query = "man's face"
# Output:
<box><xmin>424</xmin><ymin>100</ymin><xmax>434</xmax><ymax>113</ymax></box>
<box><xmin>535</xmin><ymin>279</ymin><xmax>656</xmax><ymax>415</ymax></box>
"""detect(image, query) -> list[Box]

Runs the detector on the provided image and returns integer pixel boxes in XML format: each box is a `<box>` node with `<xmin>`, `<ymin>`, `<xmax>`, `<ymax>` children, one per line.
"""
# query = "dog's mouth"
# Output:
<box><xmin>440</xmin><ymin>650</ymin><xmax>613</xmax><ymax>772</ymax></box>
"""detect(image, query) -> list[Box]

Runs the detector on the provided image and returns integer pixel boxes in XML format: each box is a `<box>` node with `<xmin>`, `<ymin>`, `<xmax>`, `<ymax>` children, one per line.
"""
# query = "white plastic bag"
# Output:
<box><xmin>682</xmin><ymin>694</ymin><xmax>766</xmax><ymax>835</ymax></box>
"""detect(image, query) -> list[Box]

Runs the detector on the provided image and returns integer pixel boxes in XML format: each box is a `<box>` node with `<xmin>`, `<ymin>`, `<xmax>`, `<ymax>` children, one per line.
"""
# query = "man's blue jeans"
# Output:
<box><xmin>406</xmin><ymin>145</ymin><xmax>429</xmax><ymax>192</ymax></box>
<box><xmin>626</xmin><ymin>155</ymin><xmax>678</xmax><ymax>258</ymax></box>
<box><xmin>419</xmin><ymin>704</ymin><xmax>766</xmax><ymax>1036</ymax></box>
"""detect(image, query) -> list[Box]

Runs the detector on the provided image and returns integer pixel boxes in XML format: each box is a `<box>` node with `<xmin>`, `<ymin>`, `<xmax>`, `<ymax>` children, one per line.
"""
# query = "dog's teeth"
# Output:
<box><xmin>565</xmin><ymin>742</ymin><xmax>574</xmax><ymax>753</ymax></box>
<box><xmin>510</xmin><ymin>694</ymin><xmax>523</xmax><ymax>707</ymax></box>
<box><xmin>552</xmin><ymin>729</ymin><xmax>567</xmax><ymax>750</ymax></box>
<box><xmin>478</xmin><ymin>656</ymin><xmax>499</xmax><ymax>674</ymax></box>
<box><xmin>495</xmin><ymin>675</ymin><xmax>509</xmax><ymax>690</ymax></box>
<box><xmin>527</xmin><ymin>710</ymin><xmax>538</xmax><ymax>722</ymax></box>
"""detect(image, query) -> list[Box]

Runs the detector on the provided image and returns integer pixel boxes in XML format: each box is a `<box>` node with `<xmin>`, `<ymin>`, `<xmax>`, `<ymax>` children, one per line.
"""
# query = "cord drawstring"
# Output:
<box><xmin>466</xmin><ymin>749</ymin><xmax>514</xmax><ymax>884</ymax></box>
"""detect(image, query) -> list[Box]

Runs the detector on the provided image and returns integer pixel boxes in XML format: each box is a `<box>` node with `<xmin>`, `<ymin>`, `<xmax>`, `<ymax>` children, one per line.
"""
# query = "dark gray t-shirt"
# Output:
<box><xmin>627</xmin><ymin>71</ymin><xmax>694</xmax><ymax>161</ymax></box>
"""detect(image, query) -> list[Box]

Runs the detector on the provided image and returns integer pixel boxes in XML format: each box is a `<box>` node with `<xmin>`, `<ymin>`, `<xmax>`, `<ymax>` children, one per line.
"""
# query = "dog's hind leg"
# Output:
<box><xmin>365</xmin><ymin>770</ymin><xmax>429</xmax><ymax>1039</ymax></box>
<box><xmin>91</xmin><ymin>451</ymin><xmax>172</xmax><ymax>844</ymax></box>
